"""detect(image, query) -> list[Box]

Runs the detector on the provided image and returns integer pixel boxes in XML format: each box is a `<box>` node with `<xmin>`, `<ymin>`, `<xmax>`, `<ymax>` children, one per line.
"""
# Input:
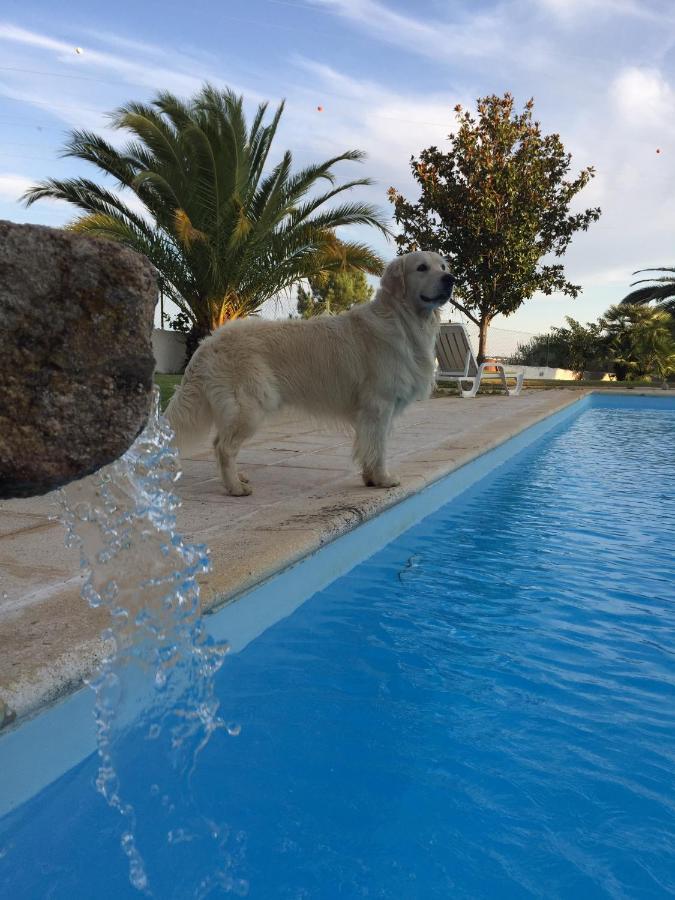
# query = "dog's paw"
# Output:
<box><xmin>228</xmin><ymin>481</ymin><xmax>252</xmax><ymax>497</ymax></box>
<box><xmin>238</xmin><ymin>471</ymin><xmax>250</xmax><ymax>483</ymax></box>
<box><xmin>363</xmin><ymin>472</ymin><xmax>401</xmax><ymax>488</ymax></box>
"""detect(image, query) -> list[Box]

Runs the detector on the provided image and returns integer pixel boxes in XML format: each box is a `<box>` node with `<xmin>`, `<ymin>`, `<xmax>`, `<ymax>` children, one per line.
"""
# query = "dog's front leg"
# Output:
<box><xmin>354</xmin><ymin>404</ymin><xmax>400</xmax><ymax>488</ymax></box>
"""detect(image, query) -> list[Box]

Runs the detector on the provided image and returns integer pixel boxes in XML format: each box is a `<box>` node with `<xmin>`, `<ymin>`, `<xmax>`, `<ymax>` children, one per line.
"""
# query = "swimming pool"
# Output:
<box><xmin>1</xmin><ymin>394</ymin><xmax>674</xmax><ymax>898</ymax></box>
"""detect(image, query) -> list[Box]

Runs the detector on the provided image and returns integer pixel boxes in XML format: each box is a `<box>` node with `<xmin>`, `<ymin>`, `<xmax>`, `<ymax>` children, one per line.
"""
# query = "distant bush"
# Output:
<box><xmin>511</xmin><ymin>308</ymin><xmax>675</xmax><ymax>381</ymax></box>
<box><xmin>510</xmin><ymin>317</ymin><xmax>607</xmax><ymax>375</ymax></box>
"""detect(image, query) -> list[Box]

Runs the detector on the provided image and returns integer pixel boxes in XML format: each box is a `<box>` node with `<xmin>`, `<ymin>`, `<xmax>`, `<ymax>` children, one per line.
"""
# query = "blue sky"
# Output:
<box><xmin>2</xmin><ymin>0</ymin><xmax>675</xmax><ymax>341</ymax></box>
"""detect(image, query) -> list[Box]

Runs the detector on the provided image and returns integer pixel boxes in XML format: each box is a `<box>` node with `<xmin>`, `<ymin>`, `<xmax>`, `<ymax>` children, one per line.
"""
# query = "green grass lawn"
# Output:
<box><xmin>154</xmin><ymin>373</ymin><xmax>181</xmax><ymax>411</ymax></box>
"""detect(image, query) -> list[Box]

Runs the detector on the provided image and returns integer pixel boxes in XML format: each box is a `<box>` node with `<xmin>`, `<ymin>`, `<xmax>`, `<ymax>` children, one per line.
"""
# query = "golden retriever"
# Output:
<box><xmin>166</xmin><ymin>251</ymin><xmax>454</xmax><ymax>495</ymax></box>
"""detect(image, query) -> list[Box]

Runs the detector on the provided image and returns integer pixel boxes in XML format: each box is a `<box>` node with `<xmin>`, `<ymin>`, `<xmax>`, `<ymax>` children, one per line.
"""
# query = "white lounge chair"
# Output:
<box><xmin>435</xmin><ymin>323</ymin><xmax>524</xmax><ymax>398</ymax></box>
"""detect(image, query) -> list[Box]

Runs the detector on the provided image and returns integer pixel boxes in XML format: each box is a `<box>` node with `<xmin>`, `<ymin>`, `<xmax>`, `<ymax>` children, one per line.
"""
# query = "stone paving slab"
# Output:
<box><xmin>0</xmin><ymin>389</ymin><xmax>596</xmax><ymax>727</ymax></box>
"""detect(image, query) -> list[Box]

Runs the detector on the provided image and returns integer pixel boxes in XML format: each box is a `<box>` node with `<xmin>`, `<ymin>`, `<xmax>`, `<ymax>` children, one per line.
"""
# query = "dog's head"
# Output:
<box><xmin>379</xmin><ymin>251</ymin><xmax>455</xmax><ymax>316</ymax></box>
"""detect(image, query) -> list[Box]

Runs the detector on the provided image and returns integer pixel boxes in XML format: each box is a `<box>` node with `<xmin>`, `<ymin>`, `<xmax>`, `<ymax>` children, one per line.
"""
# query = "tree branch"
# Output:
<box><xmin>449</xmin><ymin>298</ymin><xmax>479</xmax><ymax>325</ymax></box>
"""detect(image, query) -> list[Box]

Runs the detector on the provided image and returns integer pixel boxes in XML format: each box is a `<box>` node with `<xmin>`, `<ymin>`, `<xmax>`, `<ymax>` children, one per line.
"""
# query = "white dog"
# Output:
<box><xmin>166</xmin><ymin>251</ymin><xmax>454</xmax><ymax>496</ymax></box>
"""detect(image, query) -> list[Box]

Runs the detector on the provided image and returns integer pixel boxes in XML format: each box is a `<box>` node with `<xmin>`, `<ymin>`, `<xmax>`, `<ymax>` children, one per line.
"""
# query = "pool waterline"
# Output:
<box><xmin>1</xmin><ymin>390</ymin><xmax>673</xmax><ymax>819</ymax></box>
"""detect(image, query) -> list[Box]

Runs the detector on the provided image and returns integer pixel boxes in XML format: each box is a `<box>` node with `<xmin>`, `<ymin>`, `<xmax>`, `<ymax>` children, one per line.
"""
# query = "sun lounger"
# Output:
<box><xmin>435</xmin><ymin>323</ymin><xmax>524</xmax><ymax>398</ymax></box>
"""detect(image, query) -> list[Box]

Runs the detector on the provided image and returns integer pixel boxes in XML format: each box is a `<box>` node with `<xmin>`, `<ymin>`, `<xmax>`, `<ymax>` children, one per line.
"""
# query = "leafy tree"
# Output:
<box><xmin>603</xmin><ymin>305</ymin><xmax>675</xmax><ymax>381</ymax></box>
<box><xmin>621</xmin><ymin>267</ymin><xmax>675</xmax><ymax>317</ymax></box>
<box><xmin>511</xmin><ymin>316</ymin><xmax>605</xmax><ymax>375</ymax></box>
<box><xmin>297</xmin><ymin>265</ymin><xmax>373</xmax><ymax>318</ymax></box>
<box><xmin>510</xmin><ymin>332</ymin><xmax>558</xmax><ymax>367</ymax></box>
<box><xmin>388</xmin><ymin>93</ymin><xmax>601</xmax><ymax>360</ymax></box>
<box><xmin>23</xmin><ymin>85</ymin><xmax>386</xmax><ymax>358</ymax></box>
<box><xmin>550</xmin><ymin>317</ymin><xmax>605</xmax><ymax>375</ymax></box>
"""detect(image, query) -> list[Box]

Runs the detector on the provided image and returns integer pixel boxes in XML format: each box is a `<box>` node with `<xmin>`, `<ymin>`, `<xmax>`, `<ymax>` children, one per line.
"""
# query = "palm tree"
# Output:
<box><xmin>603</xmin><ymin>304</ymin><xmax>675</xmax><ymax>381</ymax></box>
<box><xmin>621</xmin><ymin>267</ymin><xmax>675</xmax><ymax>316</ymax></box>
<box><xmin>23</xmin><ymin>85</ymin><xmax>387</xmax><ymax>354</ymax></box>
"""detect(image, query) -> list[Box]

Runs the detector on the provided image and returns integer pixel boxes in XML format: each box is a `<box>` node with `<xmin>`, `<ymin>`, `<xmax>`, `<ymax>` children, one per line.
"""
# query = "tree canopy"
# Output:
<box><xmin>510</xmin><ymin>317</ymin><xmax>606</xmax><ymax>374</ymax></box>
<box><xmin>296</xmin><ymin>266</ymin><xmax>373</xmax><ymax>318</ymax></box>
<box><xmin>388</xmin><ymin>93</ymin><xmax>601</xmax><ymax>360</ymax></box>
<box><xmin>23</xmin><ymin>85</ymin><xmax>386</xmax><ymax>353</ymax></box>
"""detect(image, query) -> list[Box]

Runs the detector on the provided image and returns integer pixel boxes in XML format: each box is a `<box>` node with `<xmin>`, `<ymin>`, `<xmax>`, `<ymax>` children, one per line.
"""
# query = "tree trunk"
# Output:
<box><xmin>477</xmin><ymin>316</ymin><xmax>491</xmax><ymax>363</ymax></box>
<box><xmin>184</xmin><ymin>323</ymin><xmax>210</xmax><ymax>368</ymax></box>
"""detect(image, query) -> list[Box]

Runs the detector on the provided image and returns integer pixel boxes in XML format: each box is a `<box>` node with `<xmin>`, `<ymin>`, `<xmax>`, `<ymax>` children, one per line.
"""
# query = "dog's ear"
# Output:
<box><xmin>380</xmin><ymin>256</ymin><xmax>406</xmax><ymax>297</ymax></box>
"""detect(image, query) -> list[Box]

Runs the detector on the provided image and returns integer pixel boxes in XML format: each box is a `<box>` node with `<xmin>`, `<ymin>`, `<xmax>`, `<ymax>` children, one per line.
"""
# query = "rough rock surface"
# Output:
<box><xmin>0</xmin><ymin>220</ymin><xmax>157</xmax><ymax>498</ymax></box>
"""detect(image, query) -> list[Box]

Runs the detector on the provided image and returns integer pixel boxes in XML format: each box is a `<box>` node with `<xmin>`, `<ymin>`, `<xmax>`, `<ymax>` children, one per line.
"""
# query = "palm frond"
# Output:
<box><xmin>631</xmin><ymin>266</ymin><xmax>675</xmax><ymax>277</ymax></box>
<box><xmin>23</xmin><ymin>84</ymin><xmax>385</xmax><ymax>337</ymax></box>
<box><xmin>173</xmin><ymin>208</ymin><xmax>208</xmax><ymax>247</ymax></box>
<box><xmin>621</xmin><ymin>283</ymin><xmax>675</xmax><ymax>305</ymax></box>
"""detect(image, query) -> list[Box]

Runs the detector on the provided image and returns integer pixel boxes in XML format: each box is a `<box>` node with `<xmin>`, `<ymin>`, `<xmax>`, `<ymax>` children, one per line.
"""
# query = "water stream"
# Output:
<box><xmin>58</xmin><ymin>390</ymin><xmax>241</xmax><ymax>896</ymax></box>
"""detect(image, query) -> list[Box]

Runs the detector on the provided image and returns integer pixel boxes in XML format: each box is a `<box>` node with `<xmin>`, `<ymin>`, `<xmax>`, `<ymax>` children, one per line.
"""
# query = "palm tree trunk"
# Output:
<box><xmin>185</xmin><ymin>323</ymin><xmax>210</xmax><ymax>367</ymax></box>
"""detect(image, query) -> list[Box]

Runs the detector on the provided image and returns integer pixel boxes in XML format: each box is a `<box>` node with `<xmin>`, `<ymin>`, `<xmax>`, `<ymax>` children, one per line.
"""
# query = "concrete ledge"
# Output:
<box><xmin>8</xmin><ymin>388</ymin><xmax>670</xmax><ymax>727</ymax></box>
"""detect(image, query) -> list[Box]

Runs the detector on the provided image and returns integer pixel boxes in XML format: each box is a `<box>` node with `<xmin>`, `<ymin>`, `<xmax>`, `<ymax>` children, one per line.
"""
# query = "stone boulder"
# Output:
<box><xmin>0</xmin><ymin>220</ymin><xmax>157</xmax><ymax>498</ymax></box>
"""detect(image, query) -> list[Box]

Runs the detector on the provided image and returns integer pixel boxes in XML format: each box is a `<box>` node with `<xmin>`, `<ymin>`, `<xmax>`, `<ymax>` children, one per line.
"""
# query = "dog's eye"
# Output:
<box><xmin>416</xmin><ymin>264</ymin><xmax>429</xmax><ymax>272</ymax></box>
<box><xmin>441</xmin><ymin>264</ymin><xmax>446</xmax><ymax>271</ymax></box>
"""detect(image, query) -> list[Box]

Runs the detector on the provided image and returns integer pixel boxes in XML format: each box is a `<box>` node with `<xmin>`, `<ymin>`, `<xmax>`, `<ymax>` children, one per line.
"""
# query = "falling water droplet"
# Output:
<box><xmin>58</xmin><ymin>388</ymin><xmax>231</xmax><ymax>893</ymax></box>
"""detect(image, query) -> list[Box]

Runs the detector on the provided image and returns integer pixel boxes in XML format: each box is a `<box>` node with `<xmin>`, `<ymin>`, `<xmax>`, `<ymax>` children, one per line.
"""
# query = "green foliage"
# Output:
<box><xmin>512</xmin><ymin>306</ymin><xmax>675</xmax><ymax>381</ymax></box>
<box><xmin>603</xmin><ymin>305</ymin><xmax>675</xmax><ymax>381</ymax></box>
<box><xmin>509</xmin><ymin>333</ymin><xmax>556</xmax><ymax>368</ymax></box>
<box><xmin>23</xmin><ymin>85</ymin><xmax>386</xmax><ymax>347</ymax></box>
<box><xmin>511</xmin><ymin>317</ymin><xmax>605</xmax><ymax>375</ymax></box>
<box><xmin>296</xmin><ymin>267</ymin><xmax>373</xmax><ymax>317</ymax></box>
<box><xmin>388</xmin><ymin>93</ymin><xmax>601</xmax><ymax>359</ymax></box>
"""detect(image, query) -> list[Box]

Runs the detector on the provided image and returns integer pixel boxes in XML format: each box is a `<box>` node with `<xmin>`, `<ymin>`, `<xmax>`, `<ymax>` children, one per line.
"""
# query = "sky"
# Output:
<box><xmin>2</xmin><ymin>0</ymin><xmax>675</xmax><ymax>343</ymax></box>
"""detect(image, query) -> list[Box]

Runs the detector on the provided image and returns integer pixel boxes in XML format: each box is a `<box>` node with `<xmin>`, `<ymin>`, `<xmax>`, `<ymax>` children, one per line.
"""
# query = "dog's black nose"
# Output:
<box><xmin>441</xmin><ymin>273</ymin><xmax>455</xmax><ymax>290</ymax></box>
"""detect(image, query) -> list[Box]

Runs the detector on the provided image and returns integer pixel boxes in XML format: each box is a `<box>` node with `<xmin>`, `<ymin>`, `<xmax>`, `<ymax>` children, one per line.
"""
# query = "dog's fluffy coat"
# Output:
<box><xmin>166</xmin><ymin>251</ymin><xmax>453</xmax><ymax>495</ymax></box>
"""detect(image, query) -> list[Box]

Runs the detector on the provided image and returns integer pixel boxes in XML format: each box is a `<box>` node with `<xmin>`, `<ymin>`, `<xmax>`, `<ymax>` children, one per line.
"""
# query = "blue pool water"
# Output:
<box><xmin>2</xmin><ymin>399</ymin><xmax>675</xmax><ymax>898</ymax></box>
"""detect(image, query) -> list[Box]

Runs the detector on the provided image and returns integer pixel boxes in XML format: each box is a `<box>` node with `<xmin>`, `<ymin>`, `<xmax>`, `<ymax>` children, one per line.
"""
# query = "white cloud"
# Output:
<box><xmin>0</xmin><ymin>173</ymin><xmax>35</xmax><ymax>202</ymax></box>
<box><xmin>611</xmin><ymin>67</ymin><xmax>675</xmax><ymax>132</ymax></box>
<box><xmin>0</xmin><ymin>173</ymin><xmax>69</xmax><ymax>204</ymax></box>
<box><xmin>0</xmin><ymin>22</ymin><xmax>198</xmax><ymax>95</ymax></box>
<box><xmin>536</xmin><ymin>0</ymin><xmax>666</xmax><ymax>22</ymax></box>
<box><xmin>304</xmin><ymin>0</ymin><xmax>533</xmax><ymax>65</ymax></box>
<box><xmin>0</xmin><ymin>23</ymin><xmax>67</xmax><ymax>54</ymax></box>
<box><xmin>0</xmin><ymin>22</ymin><xmax>264</xmax><ymax>105</ymax></box>
<box><xmin>0</xmin><ymin>80</ymin><xmax>112</xmax><ymax>132</ymax></box>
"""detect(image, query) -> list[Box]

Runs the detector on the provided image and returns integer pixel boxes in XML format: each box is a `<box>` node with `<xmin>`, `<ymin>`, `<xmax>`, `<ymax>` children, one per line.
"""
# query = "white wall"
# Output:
<box><xmin>152</xmin><ymin>329</ymin><xmax>186</xmax><ymax>374</ymax></box>
<box><xmin>509</xmin><ymin>365</ymin><xmax>615</xmax><ymax>381</ymax></box>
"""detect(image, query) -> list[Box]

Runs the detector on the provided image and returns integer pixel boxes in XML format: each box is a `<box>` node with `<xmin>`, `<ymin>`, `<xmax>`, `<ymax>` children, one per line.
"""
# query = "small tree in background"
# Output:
<box><xmin>552</xmin><ymin>317</ymin><xmax>605</xmax><ymax>375</ymax></box>
<box><xmin>297</xmin><ymin>267</ymin><xmax>373</xmax><ymax>317</ymax></box>
<box><xmin>388</xmin><ymin>93</ymin><xmax>601</xmax><ymax>360</ymax></box>
<box><xmin>510</xmin><ymin>332</ymin><xmax>558</xmax><ymax>368</ymax></box>
<box><xmin>511</xmin><ymin>316</ymin><xmax>605</xmax><ymax>375</ymax></box>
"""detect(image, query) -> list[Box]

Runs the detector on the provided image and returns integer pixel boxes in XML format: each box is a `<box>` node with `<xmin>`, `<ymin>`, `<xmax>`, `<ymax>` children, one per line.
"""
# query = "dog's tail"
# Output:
<box><xmin>164</xmin><ymin>365</ymin><xmax>213</xmax><ymax>454</ymax></box>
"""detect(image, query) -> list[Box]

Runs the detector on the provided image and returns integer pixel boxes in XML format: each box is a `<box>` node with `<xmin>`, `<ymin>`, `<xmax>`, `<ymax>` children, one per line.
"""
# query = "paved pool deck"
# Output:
<box><xmin>1</xmin><ymin>387</ymin><xmax>657</xmax><ymax>729</ymax></box>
